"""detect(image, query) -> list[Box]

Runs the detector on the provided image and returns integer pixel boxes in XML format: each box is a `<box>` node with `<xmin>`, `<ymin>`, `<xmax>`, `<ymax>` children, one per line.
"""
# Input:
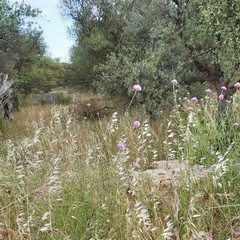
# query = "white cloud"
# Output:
<box><xmin>50</xmin><ymin>39</ymin><xmax>74</xmax><ymax>62</ymax></box>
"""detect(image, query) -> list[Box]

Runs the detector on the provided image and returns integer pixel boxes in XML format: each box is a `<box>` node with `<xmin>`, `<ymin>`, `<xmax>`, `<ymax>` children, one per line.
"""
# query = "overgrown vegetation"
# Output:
<box><xmin>0</xmin><ymin>0</ymin><xmax>240</xmax><ymax>239</ymax></box>
<box><xmin>61</xmin><ymin>0</ymin><xmax>240</xmax><ymax>117</ymax></box>
<box><xmin>0</xmin><ymin>85</ymin><xmax>240</xmax><ymax>239</ymax></box>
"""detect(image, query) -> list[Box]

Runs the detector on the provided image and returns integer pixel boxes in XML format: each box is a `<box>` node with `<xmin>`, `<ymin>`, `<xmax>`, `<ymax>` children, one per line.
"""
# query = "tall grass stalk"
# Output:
<box><xmin>0</xmin><ymin>89</ymin><xmax>240</xmax><ymax>239</ymax></box>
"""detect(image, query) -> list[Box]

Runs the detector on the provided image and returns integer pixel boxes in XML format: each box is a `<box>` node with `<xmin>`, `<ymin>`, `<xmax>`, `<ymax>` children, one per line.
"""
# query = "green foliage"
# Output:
<box><xmin>166</xmin><ymin>92</ymin><xmax>240</xmax><ymax>167</ymax></box>
<box><xmin>38</xmin><ymin>99</ymin><xmax>46</xmax><ymax>105</ymax></box>
<box><xmin>183</xmin><ymin>0</ymin><xmax>240</xmax><ymax>80</ymax></box>
<box><xmin>19</xmin><ymin>57</ymin><xmax>65</xmax><ymax>93</ymax></box>
<box><xmin>56</xmin><ymin>96</ymin><xmax>71</xmax><ymax>105</ymax></box>
<box><xmin>60</xmin><ymin>0</ymin><xmax>240</xmax><ymax>118</ymax></box>
<box><xmin>94</xmin><ymin>2</ymin><xmax>183</xmax><ymax>116</ymax></box>
<box><xmin>0</xmin><ymin>0</ymin><xmax>44</xmax><ymax>75</ymax></box>
<box><xmin>60</xmin><ymin>0</ymin><xmax>126</xmax><ymax>86</ymax></box>
<box><xmin>95</xmin><ymin>48</ymin><xmax>169</xmax><ymax>117</ymax></box>
<box><xmin>0</xmin><ymin>0</ymin><xmax>67</xmax><ymax>100</ymax></box>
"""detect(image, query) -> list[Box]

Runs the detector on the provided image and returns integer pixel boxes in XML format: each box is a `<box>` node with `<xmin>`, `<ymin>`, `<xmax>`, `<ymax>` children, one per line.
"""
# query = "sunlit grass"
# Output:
<box><xmin>0</xmin><ymin>91</ymin><xmax>240</xmax><ymax>239</ymax></box>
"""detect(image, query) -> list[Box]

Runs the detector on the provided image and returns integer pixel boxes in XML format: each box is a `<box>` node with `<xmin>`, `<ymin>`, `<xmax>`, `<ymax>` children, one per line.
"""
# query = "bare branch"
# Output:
<box><xmin>0</xmin><ymin>74</ymin><xmax>13</xmax><ymax>102</ymax></box>
<box><xmin>0</xmin><ymin>73</ymin><xmax>13</xmax><ymax>119</ymax></box>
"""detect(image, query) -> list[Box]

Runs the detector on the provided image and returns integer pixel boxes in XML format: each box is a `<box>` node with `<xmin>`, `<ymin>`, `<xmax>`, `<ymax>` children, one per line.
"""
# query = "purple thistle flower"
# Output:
<box><xmin>133</xmin><ymin>84</ymin><xmax>142</xmax><ymax>92</ymax></box>
<box><xmin>133</xmin><ymin>120</ymin><xmax>141</xmax><ymax>128</ymax></box>
<box><xmin>191</xmin><ymin>97</ymin><xmax>198</xmax><ymax>103</ymax></box>
<box><xmin>221</xmin><ymin>86</ymin><xmax>227</xmax><ymax>91</ymax></box>
<box><xmin>171</xmin><ymin>79</ymin><xmax>178</xmax><ymax>85</ymax></box>
<box><xmin>133</xmin><ymin>163</ymin><xmax>141</xmax><ymax>170</ymax></box>
<box><xmin>219</xmin><ymin>94</ymin><xmax>224</xmax><ymax>100</ymax></box>
<box><xmin>117</xmin><ymin>143</ymin><xmax>125</xmax><ymax>150</ymax></box>
<box><xmin>234</xmin><ymin>82</ymin><xmax>240</xmax><ymax>88</ymax></box>
<box><xmin>187</xmin><ymin>107</ymin><xmax>194</xmax><ymax>111</ymax></box>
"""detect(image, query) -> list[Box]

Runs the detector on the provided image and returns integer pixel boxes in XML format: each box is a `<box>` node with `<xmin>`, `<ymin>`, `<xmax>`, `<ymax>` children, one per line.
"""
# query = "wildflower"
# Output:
<box><xmin>205</xmin><ymin>89</ymin><xmax>212</xmax><ymax>94</ymax></box>
<box><xmin>233</xmin><ymin>122</ymin><xmax>239</xmax><ymax>128</ymax></box>
<box><xmin>219</xmin><ymin>94</ymin><xmax>224</xmax><ymax>100</ymax></box>
<box><xmin>133</xmin><ymin>84</ymin><xmax>142</xmax><ymax>92</ymax></box>
<box><xmin>191</xmin><ymin>97</ymin><xmax>198</xmax><ymax>103</ymax></box>
<box><xmin>221</xmin><ymin>86</ymin><xmax>227</xmax><ymax>91</ymax></box>
<box><xmin>117</xmin><ymin>143</ymin><xmax>125</xmax><ymax>150</ymax></box>
<box><xmin>133</xmin><ymin>120</ymin><xmax>141</xmax><ymax>128</ymax></box>
<box><xmin>133</xmin><ymin>162</ymin><xmax>141</xmax><ymax>170</ymax></box>
<box><xmin>171</xmin><ymin>79</ymin><xmax>178</xmax><ymax>85</ymax></box>
<box><xmin>187</xmin><ymin>107</ymin><xmax>194</xmax><ymax>111</ymax></box>
<box><xmin>234</xmin><ymin>82</ymin><xmax>240</xmax><ymax>88</ymax></box>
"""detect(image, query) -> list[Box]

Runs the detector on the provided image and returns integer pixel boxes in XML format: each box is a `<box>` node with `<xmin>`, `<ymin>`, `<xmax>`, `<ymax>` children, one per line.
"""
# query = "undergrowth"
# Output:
<box><xmin>0</xmin><ymin>86</ymin><xmax>240</xmax><ymax>239</ymax></box>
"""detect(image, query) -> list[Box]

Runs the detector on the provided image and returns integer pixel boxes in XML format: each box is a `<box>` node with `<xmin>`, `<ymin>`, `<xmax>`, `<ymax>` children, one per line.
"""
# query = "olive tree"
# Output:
<box><xmin>95</xmin><ymin>0</ymin><xmax>240</xmax><ymax>117</ymax></box>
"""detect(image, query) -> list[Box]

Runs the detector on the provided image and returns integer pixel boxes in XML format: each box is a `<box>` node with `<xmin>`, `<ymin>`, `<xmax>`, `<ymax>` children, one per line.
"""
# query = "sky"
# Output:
<box><xmin>9</xmin><ymin>0</ymin><xmax>75</xmax><ymax>62</ymax></box>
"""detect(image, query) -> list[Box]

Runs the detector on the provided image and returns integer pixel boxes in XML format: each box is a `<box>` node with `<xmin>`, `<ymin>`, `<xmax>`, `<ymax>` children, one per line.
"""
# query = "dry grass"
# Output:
<box><xmin>0</xmin><ymin>91</ymin><xmax>239</xmax><ymax>239</ymax></box>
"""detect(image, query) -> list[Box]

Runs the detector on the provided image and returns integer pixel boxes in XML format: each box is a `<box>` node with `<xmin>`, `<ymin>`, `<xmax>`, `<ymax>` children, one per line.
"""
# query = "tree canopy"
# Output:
<box><xmin>61</xmin><ymin>0</ymin><xmax>240</xmax><ymax>117</ymax></box>
<box><xmin>0</xmin><ymin>0</ymin><xmax>67</xmax><ymax>95</ymax></box>
<box><xmin>0</xmin><ymin>0</ymin><xmax>44</xmax><ymax>73</ymax></box>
